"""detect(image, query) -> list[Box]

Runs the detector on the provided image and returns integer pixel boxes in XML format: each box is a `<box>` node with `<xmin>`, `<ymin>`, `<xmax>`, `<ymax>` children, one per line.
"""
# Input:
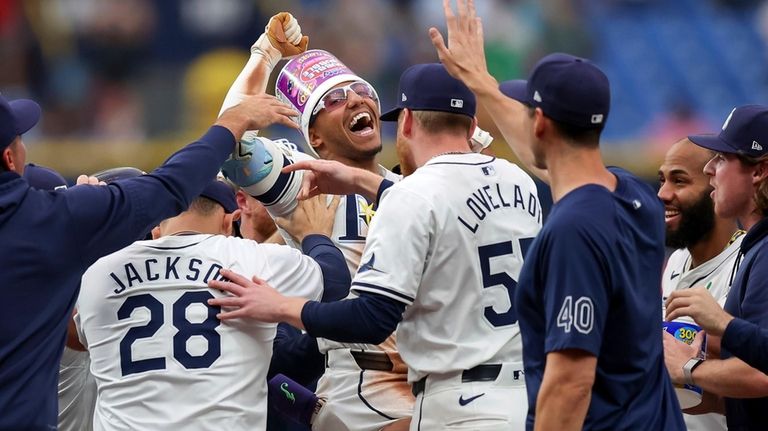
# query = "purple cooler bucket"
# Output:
<box><xmin>275</xmin><ymin>50</ymin><xmax>379</xmax><ymax>156</ymax></box>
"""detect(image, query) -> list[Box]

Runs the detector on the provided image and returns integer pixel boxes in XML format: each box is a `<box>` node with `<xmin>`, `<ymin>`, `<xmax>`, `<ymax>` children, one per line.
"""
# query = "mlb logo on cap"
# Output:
<box><xmin>498</xmin><ymin>53</ymin><xmax>610</xmax><ymax>130</ymax></box>
<box><xmin>689</xmin><ymin>105</ymin><xmax>768</xmax><ymax>158</ymax></box>
<box><xmin>380</xmin><ymin>63</ymin><xmax>476</xmax><ymax>121</ymax></box>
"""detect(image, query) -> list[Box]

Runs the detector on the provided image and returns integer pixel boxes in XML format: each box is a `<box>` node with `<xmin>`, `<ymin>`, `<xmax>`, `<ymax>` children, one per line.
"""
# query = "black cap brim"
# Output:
<box><xmin>688</xmin><ymin>133</ymin><xmax>740</xmax><ymax>155</ymax></box>
<box><xmin>380</xmin><ymin>107</ymin><xmax>402</xmax><ymax>122</ymax></box>
<box><xmin>499</xmin><ymin>80</ymin><xmax>529</xmax><ymax>105</ymax></box>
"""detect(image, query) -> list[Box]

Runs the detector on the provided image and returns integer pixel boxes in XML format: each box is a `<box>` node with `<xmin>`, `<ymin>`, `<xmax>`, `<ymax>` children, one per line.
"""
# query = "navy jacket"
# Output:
<box><xmin>722</xmin><ymin>216</ymin><xmax>768</xmax><ymax>431</ymax></box>
<box><xmin>0</xmin><ymin>126</ymin><xmax>235</xmax><ymax>430</ymax></box>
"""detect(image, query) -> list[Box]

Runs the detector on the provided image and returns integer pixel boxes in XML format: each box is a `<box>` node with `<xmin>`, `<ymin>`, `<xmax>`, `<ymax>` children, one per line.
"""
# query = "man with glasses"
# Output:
<box><xmin>217</xmin><ymin>13</ymin><xmax>411</xmax><ymax>431</ymax></box>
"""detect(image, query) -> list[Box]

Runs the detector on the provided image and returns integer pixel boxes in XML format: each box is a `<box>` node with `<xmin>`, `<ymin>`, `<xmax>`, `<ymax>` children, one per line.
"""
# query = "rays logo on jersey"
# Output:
<box><xmin>358</xmin><ymin>253</ymin><xmax>386</xmax><ymax>275</ymax></box>
<box><xmin>339</xmin><ymin>195</ymin><xmax>377</xmax><ymax>242</ymax></box>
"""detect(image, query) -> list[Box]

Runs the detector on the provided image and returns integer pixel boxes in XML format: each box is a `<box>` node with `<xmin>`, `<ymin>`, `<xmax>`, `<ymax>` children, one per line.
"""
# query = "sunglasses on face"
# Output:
<box><xmin>311</xmin><ymin>81</ymin><xmax>378</xmax><ymax>118</ymax></box>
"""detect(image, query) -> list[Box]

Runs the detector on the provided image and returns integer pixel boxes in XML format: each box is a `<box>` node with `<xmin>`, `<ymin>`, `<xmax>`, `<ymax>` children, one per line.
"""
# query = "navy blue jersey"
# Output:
<box><xmin>0</xmin><ymin>126</ymin><xmax>235</xmax><ymax>430</ymax></box>
<box><xmin>515</xmin><ymin>167</ymin><xmax>684</xmax><ymax>430</ymax></box>
<box><xmin>721</xmin><ymin>216</ymin><xmax>768</xmax><ymax>431</ymax></box>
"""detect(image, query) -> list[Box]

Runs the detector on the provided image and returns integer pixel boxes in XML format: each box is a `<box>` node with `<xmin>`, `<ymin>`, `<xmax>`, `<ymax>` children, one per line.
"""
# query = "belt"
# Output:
<box><xmin>326</xmin><ymin>350</ymin><xmax>394</xmax><ymax>372</ymax></box>
<box><xmin>412</xmin><ymin>364</ymin><xmax>517</xmax><ymax>396</ymax></box>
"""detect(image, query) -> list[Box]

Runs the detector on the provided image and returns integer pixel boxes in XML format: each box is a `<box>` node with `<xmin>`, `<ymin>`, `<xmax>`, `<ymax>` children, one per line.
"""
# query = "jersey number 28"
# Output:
<box><xmin>117</xmin><ymin>291</ymin><xmax>221</xmax><ymax>376</ymax></box>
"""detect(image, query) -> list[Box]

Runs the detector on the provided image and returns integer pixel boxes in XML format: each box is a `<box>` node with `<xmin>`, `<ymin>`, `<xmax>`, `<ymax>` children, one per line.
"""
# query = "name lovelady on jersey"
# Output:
<box><xmin>350</xmin><ymin>154</ymin><xmax>542</xmax><ymax>381</ymax></box>
<box><xmin>76</xmin><ymin>234</ymin><xmax>323</xmax><ymax>431</ymax></box>
<box><xmin>241</xmin><ymin>137</ymin><xmax>401</xmax><ymax>354</ymax></box>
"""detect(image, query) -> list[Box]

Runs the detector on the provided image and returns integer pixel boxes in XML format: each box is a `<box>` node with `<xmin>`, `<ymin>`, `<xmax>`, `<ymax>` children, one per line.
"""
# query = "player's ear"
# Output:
<box><xmin>400</xmin><ymin>109</ymin><xmax>413</xmax><ymax>138</ymax></box>
<box><xmin>222</xmin><ymin>210</ymin><xmax>241</xmax><ymax>237</ymax></box>
<box><xmin>2</xmin><ymin>142</ymin><xmax>17</xmax><ymax>172</ymax></box>
<box><xmin>235</xmin><ymin>190</ymin><xmax>249</xmax><ymax>212</ymax></box>
<box><xmin>468</xmin><ymin>117</ymin><xmax>478</xmax><ymax>142</ymax></box>
<box><xmin>308</xmin><ymin>127</ymin><xmax>323</xmax><ymax>155</ymax></box>
<box><xmin>533</xmin><ymin>108</ymin><xmax>546</xmax><ymax>139</ymax></box>
<box><xmin>752</xmin><ymin>158</ymin><xmax>768</xmax><ymax>184</ymax></box>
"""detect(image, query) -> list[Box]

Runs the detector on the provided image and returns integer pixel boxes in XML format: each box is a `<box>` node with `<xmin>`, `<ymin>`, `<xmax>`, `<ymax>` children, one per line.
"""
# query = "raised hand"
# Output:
<box><xmin>264</xmin><ymin>12</ymin><xmax>309</xmax><ymax>58</ymax></box>
<box><xmin>217</xmin><ymin>94</ymin><xmax>299</xmax><ymax>141</ymax></box>
<box><xmin>429</xmin><ymin>0</ymin><xmax>495</xmax><ymax>93</ymax></box>
<box><xmin>275</xmin><ymin>195</ymin><xmax>341</xmax><ymax>243</ymax></box>
<box><xmin>252</xmin><ymin>12</ymin><xmax>309</xmax><ymax>71</ymax></box>
<box><xmin>666</xmin><ymin>287</ymin><xmax>734</xmax><ymax>337</ymax></box>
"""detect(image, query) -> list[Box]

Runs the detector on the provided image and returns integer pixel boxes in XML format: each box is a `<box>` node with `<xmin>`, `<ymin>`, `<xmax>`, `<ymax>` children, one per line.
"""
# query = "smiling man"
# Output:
<box><xmin>658</xmin><ymin>138</ymin><xmax>743</xmax><ymax>431</ymax></box>
<box><xmin>216</xmin><ymin>14</ymin><xmax>411</xmax><ymax>431</ymax></box>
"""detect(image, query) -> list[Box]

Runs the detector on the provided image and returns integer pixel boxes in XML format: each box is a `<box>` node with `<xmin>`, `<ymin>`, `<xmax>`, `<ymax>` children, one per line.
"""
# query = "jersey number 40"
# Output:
<box><xmin>117</xmin><ymin>291</ymin><xmax>221</xmax><ymax>376</ymax></box>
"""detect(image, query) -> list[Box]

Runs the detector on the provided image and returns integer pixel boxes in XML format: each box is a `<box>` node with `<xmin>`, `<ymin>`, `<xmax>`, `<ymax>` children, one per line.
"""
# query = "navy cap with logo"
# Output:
<box><xmin>200</xmin><ymin>180</ymin><xmax>238</xmax><ymax>214</ymax></box>
<box><xmin>0</xmin><ymin>95</ymin><xmax>41</xmax><ymax>150</ymax></box>
<box><xmin>500</xmin><ymin>53</ymin><xmax>610</xmax><ymax>129</ymax></box>
<box><xmin>23</xmin><ymin>163</ymin><xmax>68</xmax><ymax>191</ymax></box>
<box><xmin>689</xmin><ymin>105</ymin><xmax>768</xmax><ymax>158</ymax></box>
<box><xmin>380</xmin><ymin>63</ymin><xmax>476</xmax><ymax>121</ymax></box>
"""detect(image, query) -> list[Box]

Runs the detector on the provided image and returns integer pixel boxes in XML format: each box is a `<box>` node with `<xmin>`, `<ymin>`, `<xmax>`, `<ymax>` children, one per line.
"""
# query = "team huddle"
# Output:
<box><xmin>3</xmin><ymin>1</ymin><xmax>768</xmax><ymax>430</ymax></box>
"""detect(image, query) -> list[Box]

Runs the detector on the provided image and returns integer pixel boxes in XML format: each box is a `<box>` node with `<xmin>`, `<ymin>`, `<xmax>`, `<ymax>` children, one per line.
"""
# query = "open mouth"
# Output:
<box><xmin>349</xmin><ymin>112</ymin><xmax>375</xmax><ymax>136</ymax></box>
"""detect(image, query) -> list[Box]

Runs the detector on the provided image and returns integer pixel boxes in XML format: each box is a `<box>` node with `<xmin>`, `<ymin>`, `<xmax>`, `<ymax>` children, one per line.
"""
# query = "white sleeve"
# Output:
<box><xmin>261</xmin><ymin>243</ymin><xmax>324</xmax><ymax>301</ymax></box>
<box><xmin>349</xmin><ymin>186</ymin><xmax>432</xmax><ymax>305</ymax></box>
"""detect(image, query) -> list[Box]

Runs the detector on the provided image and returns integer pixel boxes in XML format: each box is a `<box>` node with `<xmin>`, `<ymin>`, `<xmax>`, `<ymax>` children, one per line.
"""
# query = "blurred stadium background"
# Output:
<box><xmin>1</xmin><ymin>0</ymin><xmax>767</xmax><ymax>180</ymax></box>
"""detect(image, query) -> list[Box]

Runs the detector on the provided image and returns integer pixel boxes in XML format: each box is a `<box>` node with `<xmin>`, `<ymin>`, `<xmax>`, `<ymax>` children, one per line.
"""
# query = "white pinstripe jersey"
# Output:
<box><xmin>661</xmin><ymin>231</ymin><xmax>745</xmax><ymax>431</ymax></box>
<box><xmin>241</xmin><ymin>137</ymin><xmax>401</xmax><ymax>354</ymax></box>
<box><xmin>76</xmin><ymin>234</ymin><xmax>323</xmax><ymax>431</ymax></box>
<box><xmin>349</xmin><ymin>153</ymin><xmax>542</xmax><ymax>382</ymax></box>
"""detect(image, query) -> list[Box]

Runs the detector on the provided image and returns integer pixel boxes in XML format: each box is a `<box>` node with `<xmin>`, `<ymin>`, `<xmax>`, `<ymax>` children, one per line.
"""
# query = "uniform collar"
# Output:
<box><xmin>742</xmin><ymin>217</ymin><xmax>768</xmax><ymax>254</ymax></box>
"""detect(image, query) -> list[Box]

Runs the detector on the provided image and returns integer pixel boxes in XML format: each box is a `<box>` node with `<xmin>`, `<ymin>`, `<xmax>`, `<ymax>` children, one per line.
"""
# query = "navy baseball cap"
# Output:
<box><xmin>0</xmin><ymin>95</ymin><xmax>41</xmax><ymax>150</ymax></box>
<box><xmin>689</xmin><ymin>105</ymin><xmax>768</xmax><ymax>158</ymax></box>
<box><xmin>23</xmin><ymin>163</ymin><xmax>68</xmax><ymax>191</ymax></box>
<box><xmin>500</xmin><ymin>53</ymin><xmax>610</xmax><ymax>129</ymax></box>
<box><xmin>92</xmin><ymin>166</ymin><xmax>145</xmax><ymax>183</ymax></box>
<box><xmin>200</xmin><ymin>180</ymin><xmax>238</xmax><ymax>213</ymax></box>
<box><xmin>380</xmin><ymin>63</ymin><xmax>476</xmax><ymax>121</ymax></box>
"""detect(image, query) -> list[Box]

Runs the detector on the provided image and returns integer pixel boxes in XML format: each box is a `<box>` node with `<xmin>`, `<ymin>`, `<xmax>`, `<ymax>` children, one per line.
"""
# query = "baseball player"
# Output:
<box><xmin>208</xmin><ymin>63</ymin><xmax>542</xmax><ymax>431</ymax></box>
<box><xmin>664</xmin><ymin>105</ymin><xmax>768</xmax><ymax>430</ymax></box>
<box><xmin>427</xmin><ymin>2</ymin><xmax>685</xmax><ymax>429</ymax></box>
<box><xmin>55</xmin><ymin>167</ymin><xmax>148</xmax><ymax>431</ymax></box>
<box><xmin>22</xmin><ymin>164</ymin><xmax>97</xmax><ymax>431</ymax></box>
<box><xmin>76</xmin><ymin>180</ymin><xmax>349</xmax><ymax>430</ymax></box>
<box><xmin>658</xmin><ymin>138</ymin><xmax>743</xmax><ymax>431</ymax></box>
<box><xmin>0</xmin><ymin>91</ymin><xmax>297</xmax><ymax>430</ymax></box>
<box><xmin>218</xmin><ymin>13</ymin><xmax>413</xmax><ymax>431</ymax></box>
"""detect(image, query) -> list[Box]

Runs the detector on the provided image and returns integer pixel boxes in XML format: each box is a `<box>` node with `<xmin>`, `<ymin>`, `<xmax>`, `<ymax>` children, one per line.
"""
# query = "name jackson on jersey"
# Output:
<box><xmin>458</xmin><ymin>181</ymin><xmax>542</xmax><ymax>234</ymax></box>
<box><xmin>108</xmin><ymin>255</ymin><xmax>225</xmax><ymax>294</ymax></box>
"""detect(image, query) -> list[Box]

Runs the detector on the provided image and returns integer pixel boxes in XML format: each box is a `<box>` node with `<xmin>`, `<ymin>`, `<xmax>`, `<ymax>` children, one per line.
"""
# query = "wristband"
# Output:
<box><xmin>682</xmin><ymin>358</ymin><xmax>704</xmax><ymax>386</ymax></box>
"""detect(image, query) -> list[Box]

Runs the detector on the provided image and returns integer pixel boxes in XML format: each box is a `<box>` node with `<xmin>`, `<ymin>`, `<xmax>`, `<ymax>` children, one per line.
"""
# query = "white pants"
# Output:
<box><xmin>411</xmin><ymin>364</ymin><xmax>527</xmax><ymax>431</ymax></box>
<box><xmin>312</xmin><ymin>349</ymin><xmax>415</xmax><ymax>431</ymax></box>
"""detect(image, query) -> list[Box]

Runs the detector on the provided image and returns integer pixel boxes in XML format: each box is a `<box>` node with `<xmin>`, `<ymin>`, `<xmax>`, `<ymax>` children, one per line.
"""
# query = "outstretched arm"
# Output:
<box><xmin>282</xmin><ymin>159</ymin><xmax>387</xmax><ymax>202</ymax></box>
<box><xmin>429</xmin><ymin>0</ymin><xmax>548</xmax><ymax>182</ymax></box>
<box><xmin>218</xmin><ymin>12</ymin><xmax>308</xmax><ymax>135</ymax></box>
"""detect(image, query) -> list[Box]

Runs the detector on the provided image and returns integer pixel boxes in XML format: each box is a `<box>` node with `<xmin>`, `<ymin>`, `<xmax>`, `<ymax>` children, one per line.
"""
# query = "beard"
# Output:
<box><xmin>666</xmin><ymin>188</ymin><xmax>716</xmax><ymax>249</ymax></box>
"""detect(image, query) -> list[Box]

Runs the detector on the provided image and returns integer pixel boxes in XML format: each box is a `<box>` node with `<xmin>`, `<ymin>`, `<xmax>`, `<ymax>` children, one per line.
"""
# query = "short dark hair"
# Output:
<box><xmin>527</xmin><ymin>106</ymin><xmax>602</xmax><ymax>148</ymax></box>
<box><xmin>188</xmin><ymin>196</ymin><xmax>223</xmax><ymax>216</ymax></box>
<box><xmin>412</xmin><ymin>110</ymin><xmax>472</xmax><ymax>136</ymax></box>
